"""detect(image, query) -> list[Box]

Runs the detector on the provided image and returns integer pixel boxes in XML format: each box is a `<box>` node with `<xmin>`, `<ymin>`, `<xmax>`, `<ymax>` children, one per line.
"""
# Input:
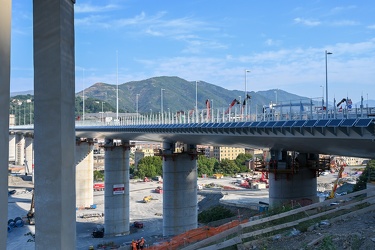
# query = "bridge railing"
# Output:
<box><xmin>75</xmin><ymin>104</ymin><xmax>375</xmax><ymax>127</ymax></box>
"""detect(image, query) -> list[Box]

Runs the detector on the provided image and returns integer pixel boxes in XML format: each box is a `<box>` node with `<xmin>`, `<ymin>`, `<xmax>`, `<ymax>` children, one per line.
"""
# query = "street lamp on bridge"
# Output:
<box><xmin>136</xmin><ymin>94</ymin><xmax>140</xmax><ymax>116</ymax></box>
<box><xmin>245</xmin><ymin>70</ymin><xmax>250</xmax><ymax>118</ymax></box>
<box><xmin>325</xmin><ymin>50</ymin><xmax>332</xmax><ymax>115</ymax></box>
<box><xmin>195</xmin><ymin>80</ymin><xmax>199</xmax><ymax>122</ymax></box>
<box><xmin>320</xmin><ymin>85</ymin><xmax>324</xmax><ymax>109</ymax></box>
<box><xmin>101</xmin><ymin>101</ymin><xmax>105</xmax><ymax>122</ymax></box>
<box><xmin>161</xmin><ymin>88</ymin><xmax>165</xmax><ymax>120</ymax></box>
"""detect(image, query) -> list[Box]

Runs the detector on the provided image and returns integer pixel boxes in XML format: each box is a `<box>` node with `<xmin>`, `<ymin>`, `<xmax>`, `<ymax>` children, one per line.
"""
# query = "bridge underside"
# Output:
<box><xmin>65</xmin><ymin>119</ymin><xmax>375</xmax><ymax>158</ymax></box>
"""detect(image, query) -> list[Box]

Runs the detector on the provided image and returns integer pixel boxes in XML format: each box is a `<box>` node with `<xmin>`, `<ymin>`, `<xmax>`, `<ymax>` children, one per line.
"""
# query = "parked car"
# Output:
<box><xmin>133</xmin><ymin>221</ymin><xmax>144</xmax><ymax>228</ymax></box>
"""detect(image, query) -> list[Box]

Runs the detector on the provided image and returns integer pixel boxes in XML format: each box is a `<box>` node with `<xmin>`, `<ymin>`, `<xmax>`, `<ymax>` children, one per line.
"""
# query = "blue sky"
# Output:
<box><xmin>10</xmin><ymin>0</ymin><xmax>375</xmax><ymax>103</ymax></box>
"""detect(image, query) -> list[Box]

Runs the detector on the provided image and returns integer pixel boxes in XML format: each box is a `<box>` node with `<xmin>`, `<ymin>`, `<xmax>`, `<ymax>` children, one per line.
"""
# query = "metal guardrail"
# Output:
<box><xmin>74</xmin><ymin>105</ymin><xmax>375</xmax><ymax>127</ymax></box>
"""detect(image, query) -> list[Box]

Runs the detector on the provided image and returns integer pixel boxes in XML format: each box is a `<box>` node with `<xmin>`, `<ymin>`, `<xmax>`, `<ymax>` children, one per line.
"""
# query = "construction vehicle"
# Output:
<box><xmin>143</xmin><ymin>177</ymin><xmax>151</xmax><ymax>182</ymax></box>
<box><xmin>213</xmin><ymin>173</ymin><xmax>224</xmax><ymax>179</ymax></box>
<box><xmin>327</xmin><ymin>158</ymin><xmax>347</xmax><ymax>199</ymax></box>
<box><xmin>259</xmin><ymin>172</ymin><xmax>268</xmax><ymax>184</ymax></box>
<box><xmin>225</xmin><ymin>99</ymin><xmax>240</xmax><ymax>114</ymax></box>
<box><xmin>155</xmin><ymin>186</ymin><xmax>163</xmax><ymax>194</ymax></box>
<box><xmin>143</xmin><ymin>195</ymin><xmax>152</xmax><ymax>203</ymax></box>
<box><xmin>91</xmin><ymin>225</ymin><xmax>104</xmax><ymax>238</ymax></box>
<box><xmin>133</xmin><ymin>221</ymin><xmax>144</xmax><ymax>228</ymax></box>
<box><xmin>27</xmin><ymin>189</ymin><xmax>35</xmax><ymax>225</ymax></box>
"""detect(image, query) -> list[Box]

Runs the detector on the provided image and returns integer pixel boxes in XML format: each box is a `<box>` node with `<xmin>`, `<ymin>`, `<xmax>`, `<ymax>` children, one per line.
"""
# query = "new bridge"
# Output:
<box><xmin>8</xmin><ymin>105</ymin><xmax>375</xmax><ymax>240</ymax></box>
<box><xmin>2</xmin><ymin>2</ymin><xmax>375</xmax><ymax>249</ymax></box>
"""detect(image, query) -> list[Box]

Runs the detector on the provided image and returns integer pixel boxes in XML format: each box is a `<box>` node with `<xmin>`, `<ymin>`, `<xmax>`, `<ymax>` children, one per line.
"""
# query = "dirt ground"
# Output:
<box><xmin>246</xmin><ymin>210</ymin><xmax>375</xmax><ymax>250</ymax></box>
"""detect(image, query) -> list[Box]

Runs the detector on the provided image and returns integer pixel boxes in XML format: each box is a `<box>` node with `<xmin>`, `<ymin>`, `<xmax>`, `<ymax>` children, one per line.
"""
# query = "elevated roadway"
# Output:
<box><xmin>10</xmin><ymin>117</ymin><xmax>375</xmax><ymax>158</ymax></box>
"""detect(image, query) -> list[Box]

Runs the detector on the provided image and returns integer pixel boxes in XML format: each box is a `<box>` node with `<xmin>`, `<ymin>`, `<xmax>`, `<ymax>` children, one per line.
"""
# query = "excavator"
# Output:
<box><xmin>327</xmin><ymin>158</ymin><xmax>347</xmax><ymax>199</ymax></box>
<box><xmin>27</xmin><ymin>189</ymin><xmax>35</xmax><ymax>225</ymax></box>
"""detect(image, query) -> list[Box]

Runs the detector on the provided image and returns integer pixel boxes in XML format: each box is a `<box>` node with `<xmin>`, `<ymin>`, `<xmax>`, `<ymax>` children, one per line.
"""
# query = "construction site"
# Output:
<box><xmin>7</xmin><ymin>159</ymin><xmax>374</xmax><ymax>250</ymax></box>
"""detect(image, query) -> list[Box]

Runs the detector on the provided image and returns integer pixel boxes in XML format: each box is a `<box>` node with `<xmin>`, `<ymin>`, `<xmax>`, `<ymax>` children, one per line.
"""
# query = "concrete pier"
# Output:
<box><xmin>33</xmin><ymin>0</ymin><xmax>76</xmax><ymax>248</ymax></box>
<box><xmin>0</xmin><ymin>0</ymin><xmax>11</xmax><ymax>247</ymax></box>
<box><xmin>9</xmin><ymin>133</ymin><xmax>16</xmax><ymax>163</ymax></box>
<box><xmin>269</xmin><ymin>153</ymin><xmax>318</xmax><ymax>207</ymax></box>
<box><xmin>162</xmin><ymin>143</ymin><xmax>198</xmax><ymax>236</ymax></box>
<box><xmin>15</xmin><ymin>133</ymin><xmax>25</xmax><ymax>166</ymax></box>
<box><xmin>75</xmin><ymin>139</ymin><xmax>94</xmax><ymax>208</ymax></box>
<box><xmin>24</xmin><ymin>134</ymin><xmax>34</xmax><ymax>174</ymax></box>
<box><xmin>104</xmin><ymin>139</ymin><xmax>131</xmax><ymax>236</ymax></box>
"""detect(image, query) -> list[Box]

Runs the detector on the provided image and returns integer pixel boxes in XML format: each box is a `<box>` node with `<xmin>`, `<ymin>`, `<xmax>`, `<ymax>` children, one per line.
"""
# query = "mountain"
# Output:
<box><xmin>77</xmin><ymin>76</ymin><xmax>313</xmax><ymax>114</ymax></box>
<box><xmin>10</xmin><ymin>90</ymin><xmax>34</xmax><ymax>97</ymax></box>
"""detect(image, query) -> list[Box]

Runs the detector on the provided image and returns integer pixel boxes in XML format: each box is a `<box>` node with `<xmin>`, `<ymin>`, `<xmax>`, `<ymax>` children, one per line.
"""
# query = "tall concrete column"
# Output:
<box><xmin>15</xmin><ymin>133</ymin><xmax>25</xmax><ymax>166</ymax></box>
<box><xmin>269</xmin><ymin>152</ymin><xmax>318</xmax><ymax>207</ymax></box>
<box><xmin>9</xmin><ymin>133</ymin><xmax>16</xmax><ymax>163</ymax></box>
<box><xmin>24</xmin><ymin>134</ymin><xmax>34</xmax><ymax>174</ymax></box>
<box><xmin>163</xmin><ymin>143</ymin><xmax>198</xmax><ymax>236</ymax></box>
<box><xmin>0</xmin><ymin>0</ymin><xmax>11</xmax><ymax>247</ymax></box>
<box><xmin>33</xmin><ymin>0</ymin><xmax>76</xmax><ymax>249</ymax></box>
<box><xmin>75</xmin><ymin>139</ymin><xmax>94</xmax><ymax>208</ymax></box>
<box><xmin>104</xmin><ymin>139</ymin><xmax>131</xmax><ymax>236</ymax></box>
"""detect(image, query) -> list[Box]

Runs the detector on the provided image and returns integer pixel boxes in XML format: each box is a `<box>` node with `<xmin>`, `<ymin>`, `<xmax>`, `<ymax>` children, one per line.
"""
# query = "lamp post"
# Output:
<box><xmin>274</xmin><ymin>89</ymin><xmax>278</xmax><ymax>104</ymax></box>
<box><xmin>239</xmin><ymin>96</ymin><xmax>242</xmax><ymax>120</ymax></box>
<box><xmin>136</xmin><ymin>94</ymin><xmax>140</xmax><ymax>116</ymax></box>
<box><xmin>245</xmin><ymin>70</ymin><xmax>250</xmax><ymax>119</ymax></box>
<box><xmin>116</xmin><ymin>50</ymin><xmax>119</xmax><ymax>120</ymax></box>
<box><xmin>17</xmin><ymin>101</ymin><xmax>22</xmax><ymax>125</ymax></box>
<box><xmin>161</xmin><ymin>88</ymin><xmax>165</xmax><ymax>121</ymax></box>
<box><xmin>82</xmin><ymin>69</ymin><xmax>85</xmax><ymax>121</ymax></box>
<box><xmin>101</xmin><ymin>101</ymin><xmax>105</xmax><ymax>122</ymax></box>
<box><xmin>325</xmin><ymin>50</ymin><xmax>332</xmax><ymax>115</ymax></box>
<box><xmin>320</xmin><ymin>85</ymin><xmax>324</xmax><ymax>109</ymax></box>
<box><xmin>23</xmin><ymin>102</ymin><xmax>26</xmax><ymax>125</ymax></box>
<box><xmin>195</xmin><ymin>80</ymin><xmax>199</xmax><ymax>122</ymax></box>
<box><xmin>27</xmin><ymin>99</ymin><xmax>32</xmax><ymax>124</ymax></box>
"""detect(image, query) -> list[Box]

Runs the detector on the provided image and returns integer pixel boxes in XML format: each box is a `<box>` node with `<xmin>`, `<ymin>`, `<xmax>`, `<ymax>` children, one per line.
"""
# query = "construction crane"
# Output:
<box><xmin>327</xmin><ymin>158</ymin><xmax>347</xmax><ymax>199</ymax></box>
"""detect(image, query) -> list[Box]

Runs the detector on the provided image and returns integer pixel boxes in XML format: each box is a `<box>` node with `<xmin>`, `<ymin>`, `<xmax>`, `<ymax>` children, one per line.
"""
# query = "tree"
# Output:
<box><xmin>215</xmin><ymin>159</ymin><xmax>240</xmax><ymax>175</ymax></box>
<box><xmin>235</xmin><ymin>153</ymin><xmax>253</xmax><ymax>172</ymax></box>
<box><xmin>197</xmin><ymin>155</ymin><xmax>218</xmax><ymax>177</ymax></box>
<box><xmin>93</xmin><ymin>170</ymin><xmax>104</xmax><ymax>181</ymax></box>
<box><xmin>135</xmin><ymin>156</ymin><xmax>162</xmax><ymax>179</ymax></box>
<box><xmin>353</xmin><ymin>160</ymin><xmax>375</xmax><ymax>192</ymax></box>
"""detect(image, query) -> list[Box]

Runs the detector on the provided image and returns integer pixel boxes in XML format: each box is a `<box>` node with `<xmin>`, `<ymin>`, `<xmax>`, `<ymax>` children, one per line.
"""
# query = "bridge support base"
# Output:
<box><xmin>269</xmin><ymin>153</ymin><xmax>318</xmax><ymax>207</ymax></box>
<box><xmin>24</xmin><ymin>134</ymin><xmax>34</xmax><ymax>175</ymax></box>
<box><xmin>8</xmin><ymin>133</ymin><xmax>16</xmax><ymax>164</ymax></box>
<box><xmin>0</xmin><ymin>1</ymin><xmax>11</xmax><ymax>248</ymax></box>
<box><xmin>162</xmin><ymin>142</ymin><xmax>198</xmax><ymax>237</ymax></box>
<box><xmin>75</xmin><ymin>139</ymin><xmax>94</xmax><ymax>208</ymax></box>
<box><xmin>33</xmin><ymin>0</ymin><xmax>76</xmax><ymax>248</ymax></box>
<box><xmin>104</xmin><ymin>139</ymin><xmax>130</xmax><ymax>236</ymax></box>
<box><xmin>15</xmin><ymin>133</ymin><xmax>25</xmax><ymax>166</ymax></box>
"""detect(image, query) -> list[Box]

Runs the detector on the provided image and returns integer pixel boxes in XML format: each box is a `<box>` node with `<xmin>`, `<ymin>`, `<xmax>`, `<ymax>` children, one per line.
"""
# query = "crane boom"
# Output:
<box><xmin>327</xmin><ymin>158</ymin><xmax>347</xmax><ymax>199</ymax></box>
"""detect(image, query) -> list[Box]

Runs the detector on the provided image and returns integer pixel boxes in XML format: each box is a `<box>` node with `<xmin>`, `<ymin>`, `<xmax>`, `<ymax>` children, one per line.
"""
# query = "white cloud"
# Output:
<box><xmin>294</xmin><ymin>17</ymin><xmax>321</xmax><ymax>26</ymax></box>
<box><xmin>330</xmin><ymin>20</ymin><xmax>360</xmax><ymax>26</ymax></box>
<box><xmin>75</xmin><ymin>3</ymin><xmax>119</xmax><ymax>13</ymax></box>
<box><xmin>264</xmin><ymin>39</ymin><xmax>281</xmax><ymax>47</ymax></box>
<box><xmin>367</xmin><ymin>24</ymin><xmax>375</xmax><ymax>29</ymax></box>
<box><xmin>130</xmin><ymin>38</ymin><xmax>375</xmax><ymax>102</ymax></box>
<box><xmin>330</xmin><ymin>5</ymin><xmax>357</xmax><ymax>15</ymax></box>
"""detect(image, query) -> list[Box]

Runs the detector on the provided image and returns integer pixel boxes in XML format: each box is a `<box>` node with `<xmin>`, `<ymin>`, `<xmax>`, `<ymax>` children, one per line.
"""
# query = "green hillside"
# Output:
<box><xmin>77</xmin><ymin>76</ymin><xmax>312</xmax><ymax>114</ymax></box>
<box><xmin>10</xmin><ymin>76</ymin><xmax>316</xmax><ymax>124</ymax></box>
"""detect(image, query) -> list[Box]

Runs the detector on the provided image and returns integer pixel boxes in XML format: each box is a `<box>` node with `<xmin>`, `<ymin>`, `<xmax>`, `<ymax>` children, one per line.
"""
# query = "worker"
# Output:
<box><xmin>131</xmin><ymin>240</ymin><xmax>137</xmax><ymax>250</ymax></box>
<box><xmin>138</xmin><ymin>237</ymin><xmax>145</xmax><ymax>249</ymax></box>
